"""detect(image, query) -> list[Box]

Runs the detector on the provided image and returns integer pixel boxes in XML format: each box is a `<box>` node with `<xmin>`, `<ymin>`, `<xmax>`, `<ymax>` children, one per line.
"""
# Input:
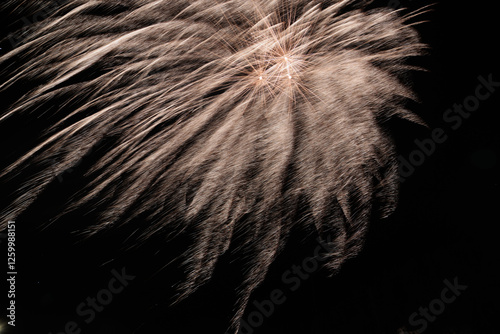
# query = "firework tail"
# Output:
<box><xmin>0</xmin><ymin>0</ymin><xmax>425</xmax><ymax>331</ymax></box>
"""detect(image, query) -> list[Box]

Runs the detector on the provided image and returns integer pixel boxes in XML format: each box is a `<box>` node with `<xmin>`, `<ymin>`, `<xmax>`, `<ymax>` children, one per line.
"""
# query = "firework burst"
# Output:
<box><xmin>0</xmin><ymin>0</ymin><xmax>425</xmax><ymax>331</ymax></box>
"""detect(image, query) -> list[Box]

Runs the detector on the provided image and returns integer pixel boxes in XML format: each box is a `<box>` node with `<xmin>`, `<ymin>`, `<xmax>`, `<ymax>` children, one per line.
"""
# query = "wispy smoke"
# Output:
<box><xmin>0</xmin><ymin>0</ymin><xmax>425</xmax><ymax>331</ymax></box>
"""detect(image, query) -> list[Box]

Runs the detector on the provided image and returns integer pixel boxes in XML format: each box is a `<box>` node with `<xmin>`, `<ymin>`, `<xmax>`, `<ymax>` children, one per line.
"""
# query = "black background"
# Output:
<box><xmin>1</xmin><ymin>1</ymin><xmax>499</xmax><ymax>333</ymax></box>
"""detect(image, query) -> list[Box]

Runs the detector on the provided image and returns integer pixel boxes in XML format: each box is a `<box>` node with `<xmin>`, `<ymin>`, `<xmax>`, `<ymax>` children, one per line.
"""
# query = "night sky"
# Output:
<box><xmin>1</xmin><ymin>1</ymin><xmax>499</xmax><ymax>333</ymax></box>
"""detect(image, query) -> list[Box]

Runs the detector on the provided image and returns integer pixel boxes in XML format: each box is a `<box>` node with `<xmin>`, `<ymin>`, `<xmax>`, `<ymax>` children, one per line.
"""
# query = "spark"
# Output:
<box><xmin>0</xmin><ymin>0</ymin><xmax>426</xmax><ymax>332</ymax></box>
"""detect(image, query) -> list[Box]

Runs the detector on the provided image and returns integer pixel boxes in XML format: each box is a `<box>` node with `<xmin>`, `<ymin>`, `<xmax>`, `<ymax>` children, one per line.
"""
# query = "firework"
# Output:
<box><xmin>0</xmin><ymin>0</ymin><xmax>425</xmax><ymax>331</ymax></box>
